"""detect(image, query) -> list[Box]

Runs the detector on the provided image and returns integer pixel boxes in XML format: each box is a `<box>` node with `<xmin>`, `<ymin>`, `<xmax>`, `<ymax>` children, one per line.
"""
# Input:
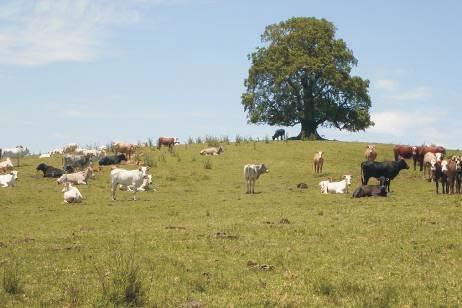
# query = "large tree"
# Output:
<box><xmin>242</xmin><ymin>17</ymin><xmax>374</xmax><ymax>139</ymax></box>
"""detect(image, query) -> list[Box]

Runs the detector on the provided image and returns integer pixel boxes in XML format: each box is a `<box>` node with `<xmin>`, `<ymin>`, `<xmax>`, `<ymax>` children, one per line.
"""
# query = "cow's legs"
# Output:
<box><xmin>111</xmin><ymin>183</ymin><xmax>117</xmax><ymax>200</ymax></box>
<box><xmin>435</xmin><ymin>180</ymin><xmax>439</xmax><ymax>194</ymax></box>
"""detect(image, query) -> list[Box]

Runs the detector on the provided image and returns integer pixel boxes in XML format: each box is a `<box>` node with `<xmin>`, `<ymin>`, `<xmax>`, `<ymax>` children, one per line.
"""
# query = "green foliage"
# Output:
<box><xmin>242</xmin><ymin>17</ymin><xmax>374</xmax><ymax>138</ymax></box>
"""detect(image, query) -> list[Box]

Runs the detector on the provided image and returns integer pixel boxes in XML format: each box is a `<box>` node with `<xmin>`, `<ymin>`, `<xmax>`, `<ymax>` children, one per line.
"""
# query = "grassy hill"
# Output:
<box><xmin>0</xmin><ymin>140</ymin><xmax>461</xmax><ymax>306</ymax></box>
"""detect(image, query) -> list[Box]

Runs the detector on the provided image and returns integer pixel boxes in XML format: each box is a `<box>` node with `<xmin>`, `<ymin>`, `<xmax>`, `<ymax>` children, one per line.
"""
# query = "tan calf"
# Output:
<box><xmin>313</xmin><ymin>151</ymin><xmax>324</xmax><ymax>174</ymax></box>
<box><xmin>364</xmin><ymin>145</ymin><xmax>377</xmax><ymax>161</ymax></box>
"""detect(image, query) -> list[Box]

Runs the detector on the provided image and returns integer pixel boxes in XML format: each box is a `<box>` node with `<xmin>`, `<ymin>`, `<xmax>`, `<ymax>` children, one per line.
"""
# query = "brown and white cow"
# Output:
<box><xmin>415</xmin><ymin>145</ymin><xmax>446</xmax><ymax>172</ymax></box>
<box><xmin>393</xmin><ymin>145</ymin><xmax>419</xmax><ymax>169</ymax></box>
<box><xmin>112</xmin><ymin>142</ymin><xmax>137</xmax><ymax>160</ymax></box>
<box><xmin>313</xmin><ymin>151</ymin><xmax>324</xmax><ymax>174</ymax></box>
<box><xmin>364</xmin><ymin>145</ymin><xmax>377</xmax><ymax>161</ymax></box>
<box><xmin>157</xmin><ymin>137</ymin><xmax>179</xmax><ymax>150</ymax></box>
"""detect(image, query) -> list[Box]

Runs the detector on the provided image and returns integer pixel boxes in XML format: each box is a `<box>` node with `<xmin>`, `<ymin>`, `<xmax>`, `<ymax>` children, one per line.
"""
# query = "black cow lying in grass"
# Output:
<box><xmin>99</xmin><ymin>153</ymin><xmax>127</xmax><ymax>166</ymax></box>
<box><xmin>352</xmin><ymin>176</ymin><xmax>389</xmax><ymax>198</ymax></box>
<box><xmin>36</xmin><ymin>163</ymin><xmax>64</xmax><ymax>178</ymax></box>
<box><xmin>361</xmin><ymin>158</ymin><xmax>409</xmax><ymax>192</ymax></box>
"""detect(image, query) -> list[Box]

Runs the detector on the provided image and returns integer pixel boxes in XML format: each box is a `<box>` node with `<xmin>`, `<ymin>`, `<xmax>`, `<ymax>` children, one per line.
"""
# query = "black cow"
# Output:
<box><xmin>352</xmin><ymin>176</ymin><xmax>389</xmax><ymax>198</ymax></box>
<box><xmin>36</xmin><ymin>163</ymin><xmax>65</xmax><ymax>178</ymax></box>
<box><xmin>98</xmin><ymin>153</ymin><xmax>127</xmax><ymax>166</ymax></box>
<box><xmin>361</xmin><ymin>159</ymin><xmax>409</xmax><ymax>192</ymax></box>
<box><xmin>430</xmin><ymin>161</ymin><xmax>446</xmax><ymax>194</ymax></box>
<box><xmin>63</xmin><ymin>154</ymin><xmax>90</xmax><ymax>171</ymax></box>
<box><xmin>272</xmin><ymin>129</ymin><xmax>285</xmax><ymax>141</ymax></box>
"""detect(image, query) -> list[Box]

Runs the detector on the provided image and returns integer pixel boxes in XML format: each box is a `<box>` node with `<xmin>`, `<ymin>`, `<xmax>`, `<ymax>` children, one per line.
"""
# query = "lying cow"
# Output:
<box><xmin>272</xmin><ymin>129</ymin><xmax>285</xmax><ymax>141</ymax></box>
<box><xmin>99</xmin><ymin>154</ymin><xmax>127</xmax><ymax>166</ymax></box>
<box><xmin>157</xmin><ymin>137</ymin><xmax>179</xmax><ymax>150</ymax></box>
<box><xmin>119</xmin><ymin>174</ymin><xmax>154</xmax><ymax>192</ymax></box>
<box><xmin>364</xmin><ymin>145</ymin><xmax>377</xmax><ymax>161</ymax></box>
<box><xmin>313</xmin><ymin>151</ymin><xmax>324</xmax><ymax>174</ymax></box>
<box><xmin>200</xmin><ymin>146</ymin><xmax>224</xmax><ymax>156</ymax></box>
<box><xmin>111</xmin><ymin>166</ymin><xmax>149</xmax><ymax>200</ymax></box>
<box><xmin>244</xmin><ymin>163</ymin><xmax>269</xmax><ymax>194</ymax></box>
<box><xmin>352</xmin><ymin>176</ymin><xmax>389</xmax><ymax>198</ymax></box>
<box><xmin>56</xmin><ymin>167</ymin><xmax>94</xmax><ymax>185</ymax></box>
<box><xmin>0</xmin><ymin>158</ymin><xmax>14</xmax><ymax>173</ymax></box>
<box><xmin>2</xmin><ymin>146</ymin><xmax>29</xmax><ymax>167</ymax></box>
<box><xmin>36</xmin><ymin>163</ymin><xmax>64</xmax><ymax>178</ymax></box>
<box><xmin>361</xmin><ymin>159</ymin><xmax>409</xmax><ymax>192</ymax></box>
<box><xmin>0</xmin><ymin>171</ymin><xmax>18</xmax><ymax>187</ymax></box>
<box><xmin>319</xmin><ymin>175</ymin><xmax>352</xmax><ymax>194</ymax></box>
<box><xmin>63</xmin><ymin>154</ymin><xmax>91</xmax><ymax>171</ymax></box>
<box><xmin>62</xmin><ymin>183</ymin><xmax>84</xmax><ymax>203</ymax></box>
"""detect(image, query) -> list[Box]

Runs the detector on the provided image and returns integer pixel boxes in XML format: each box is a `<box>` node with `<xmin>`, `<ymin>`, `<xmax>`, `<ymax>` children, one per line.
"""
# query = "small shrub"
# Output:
<box><xmin>203</xmin><ymin>158</ymin><xmax>212</xmax><ymax>169</ymax></box>
<box><xmin>3</xmin><ymin>262</ymin><xmax>22</xmax><ymax>294</ymax></box>
<box><xmin>235</xmin><ymin>135</ymin><xmax>243</xmax><ymax>145</ymax></box>
<box><xmin>97</xmin><ymin>250</ymin><xmax>146</xmax><ymax>307</ymax></box>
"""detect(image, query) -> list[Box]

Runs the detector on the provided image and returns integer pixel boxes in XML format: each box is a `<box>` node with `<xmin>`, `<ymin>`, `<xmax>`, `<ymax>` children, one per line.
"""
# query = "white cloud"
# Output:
<box><xmin>375</xmin><ymin>79</ymin><xmax>397</xmax><ymax>91</ymax></box>
<box><xmin>390</xmin><ymin>86</ymin><xmax>432</xmax><ymax>101</ymax></box>
<box><xmin>0</xmin><ymin>0</ymin><xmax>142</xmax><ymax>66</ymax></box>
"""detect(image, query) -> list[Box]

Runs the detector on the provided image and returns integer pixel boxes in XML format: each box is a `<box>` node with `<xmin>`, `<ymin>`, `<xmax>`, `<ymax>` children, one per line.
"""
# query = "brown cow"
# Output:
<box><xmin>442</xmin><ymin>159</ymin><xmax>457</xmax><ymax>194</ymax></box>
<box><xmin>313</xmin><ymin>151</ymin><xmax>324</xmax><ymax>174</ymax></box>
<box><xmin>415</xmin><ymin>145</ymin><xmax>446</xmax><ymax>172</ymax></box>
<box><xmin>112</xmin><ymin>142</ymin><xmax>137</xmax><ymax>160</ymax></box>
<box><xmin>393</xmin><ymin>145</ymin><xmax>419</xmax><ymax>170</ymax></box>
<box><xmin>157</xmin><ymin>137</ymin><xmax>179</xmax><ymax>150</ymax></box>
<box><xmin>364</xmin><ymin>145</ymin><xmax>377</xmax><ymax>161</ymax></box>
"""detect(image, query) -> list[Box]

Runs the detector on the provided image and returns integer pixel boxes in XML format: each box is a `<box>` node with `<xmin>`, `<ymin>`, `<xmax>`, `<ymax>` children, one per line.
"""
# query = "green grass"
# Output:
<box><xmin>0</xmin><ymin>140</ymin><xmax>461</xmax><ymax>306</ymax></box>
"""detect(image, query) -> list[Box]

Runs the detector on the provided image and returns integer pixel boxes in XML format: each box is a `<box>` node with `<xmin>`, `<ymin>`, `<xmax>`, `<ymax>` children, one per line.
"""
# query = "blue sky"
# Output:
<box><xmin>1</xmin><ymin>0</ymin><xmax>460</xmax><ymax>153</ymax></box>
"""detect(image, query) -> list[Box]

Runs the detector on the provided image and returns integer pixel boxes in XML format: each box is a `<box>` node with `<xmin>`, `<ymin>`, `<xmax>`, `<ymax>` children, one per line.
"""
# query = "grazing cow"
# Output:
<box><xmin>272</xmin><ymin>129</ymin><xmax>285</xmax><ymax>141</ymax></box>
<box><xmin>415</xmin><ymin>145</ymin><xmax>446</xmax><ymax>171</ymax></box>
<box><xmin>63</xmin><ymin>154</ymin><xmax>90</xmax><ymax>171</ymax></box>
<box><xmin>2</xmin><ymin>146</ymin><xmax>29</xmax><ymax>167</ymax></box>
<box><xmin>0</xmin><ymin>158</ymin><xmax>14</xmax><ymax>173</ymax></box>
<box><xmin>352</xmin><ymin>176</ymin><xmax>389</xmax><ymax>198</ymax></box>
<box><xmin>157</xmin><ymin>137</ymin><xmax>179</xmax><ymax>150</ymax></box>
<box><xmin>393</xmin><ymin>145</ymin><xmax>419</xmax><ymax>169</ymax></box>
<box><xmin>56</xmin><ymin>167</ymin><xmax>94</xmax><ymax>185</ymax></box>
<box><xmin>319</xmin><ymin>175</ymin><xmax>352</xmax><ymax>194</ymax></box>
<box><xmin>361</xmin><ymin>159</ymin><xmax>409</xmax><ymax>192</ymax></box>
<box><xmin>98</xmin><ymin>154</ymin><xmax>127</xmax><ymax>166</ymax></box>
<box><xmin>244</xmin><ymin>164</ymin><xmax>269</xmax><ymax>194</ymax></box>
<box><xmin>313</xmin><ymin>151</ymin><xmax>324</xmax><ymax>174</ymax></box>
<box><xmin>63</xmin><ymin>143</ymin><xmax>78</xmax><ymax>154</ymax></box>
<box><xmin>36</xmin><ymin>163</ymin><xmax>64</xmax><ymax>178</ymax></box>
<box><xmin>62</xmin><ymin>183</ymin><xmax>84</xmax><ymax>203</ymax></box>
<box><xmin>110</xmin><ymin>166</ymin><xmax>149</xmax><ymax>201</ymax></box>
<box><xmin>200</xmin><ymin>146</ymin><xmax>224</xmax><ymax>156</ymax></box>
<box><xmin>119</xmin><ymin>174</ymin><xmax>154</xmax><ymax>192</ymax></box>
<box><xmin>112</xmin><ymin>142</ymin><xmax>137</xmax><ymax>159</ymax></box>
<box><xmin>364</xmin><ymin>145</ymin><xmax>377</xmax><ymax>161</ymax></box>
<box><xmin>0</xmin><ymin>171</ymin><xmax>18</xmax><ymax>187</ymax></box>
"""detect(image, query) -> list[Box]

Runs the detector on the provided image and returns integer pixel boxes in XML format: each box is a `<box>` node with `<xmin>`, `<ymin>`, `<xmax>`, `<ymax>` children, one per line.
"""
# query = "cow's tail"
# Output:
<box><xmin>360</xmin><ymin>161</ymin><xmax>365</xmax><ymax>185</ymax></box>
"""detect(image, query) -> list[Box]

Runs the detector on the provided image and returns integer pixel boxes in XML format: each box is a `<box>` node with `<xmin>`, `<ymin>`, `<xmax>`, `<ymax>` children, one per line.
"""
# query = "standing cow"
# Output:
<box><xmin>112</xmin><ymin>142</ymin><xmax>136</xmax><ymax>160</ymax></box>
<box><xmin>364</xmin><ymin>145</ymin><xmax>377</xmax><ymax>161</ymax></box>
<box><xmin>393</xmin><ymin>145</ymin><xmax>419</xmax><ymax>170</ymax></box>
<box><xmin>361</xmin><ymin>159</ymin><xmax>409</xmax><ymax>192</ymax></box>
<box><xmin>414</xmin><ymin>145</ymin><xmax>446</xmax><ymax>172</ymax></box>
<box><xmin>272</xmin><ymin>129</ymin><xmax>285</xmax><ymax>141</ymax></box>
<box><xmin>244</xmin><ymin>164</ymin><xmax>269</xmax><ymax>194</ymax></box>
<box><xmin>157</xmin><ymin>137</ymin><xmax>179</xmax><ymax>150</ymax></box>
<box><xmin>313</xmin><ymin>151</ymin><xmax>324</xmax><ymax>174</ymax></box>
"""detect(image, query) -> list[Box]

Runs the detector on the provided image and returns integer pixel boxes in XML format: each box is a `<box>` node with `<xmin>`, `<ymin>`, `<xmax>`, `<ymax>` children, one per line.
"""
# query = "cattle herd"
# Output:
<box><xmin>0</xmin><ymin>134</ymin><xmax>460</xmax><ymax>203</ymax></box>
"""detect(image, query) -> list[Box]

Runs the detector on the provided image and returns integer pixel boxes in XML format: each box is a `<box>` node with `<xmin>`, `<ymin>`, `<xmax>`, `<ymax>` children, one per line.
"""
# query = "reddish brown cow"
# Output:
<box><xmin>415</xmin><ymin>145</ymin><xmax>446</xmax><ymax>172</ymax></box>
<box><xmin>112</xmin><ymin>142</ymin><xmax>136</xmax><ymax>160</ymax></box>
<box><xmin>157</xmin><ymin>137</ymin><xmax>179</xmax><ymax>150</ymax></box>
<box><xmin>393</xmin><ymin>145</ymin><xmax>419</xmax><ymax>170</ymax></box>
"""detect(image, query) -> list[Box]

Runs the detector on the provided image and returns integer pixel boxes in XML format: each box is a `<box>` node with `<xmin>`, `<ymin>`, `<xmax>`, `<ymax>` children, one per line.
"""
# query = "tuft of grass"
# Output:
<box><xmin>203</xmin><ymin>158</ymin><xmax>212</xmax><ymax>169</ymax></box>
<box><xmin>96</xmin><ymin>250</ymin><xmax>147</xmax><ymax>307</ymax></box>
<box><xmin>235</xmin><ymin>135</ymin><xmax>243</xmax><ymax>145</ymax></box>
<box><xmin>158</xmin><ymin>153</ymin><xmax>167</xmax><ymax>163</ymax></box>
<box><xmin>3</xmin><ymin>262</ymin><xmax>23</xmax><ymax>295</ymax></box>
<box><xmin>144</xmin><ymin>154</ymin><xmax>157</xmax><ymax>168</ymax></box>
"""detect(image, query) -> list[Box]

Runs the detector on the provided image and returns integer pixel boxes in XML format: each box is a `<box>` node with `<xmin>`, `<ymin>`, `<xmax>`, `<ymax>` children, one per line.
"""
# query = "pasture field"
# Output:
<box><xmin>0</xmin><ymin>140</ymin><xmax>461</xmax><ymax>307</ymax></box>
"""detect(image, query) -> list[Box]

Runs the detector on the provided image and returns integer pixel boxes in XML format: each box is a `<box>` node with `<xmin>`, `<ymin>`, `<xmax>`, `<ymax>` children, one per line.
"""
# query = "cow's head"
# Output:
<box><xmin>343</xmin><ymin>175</ymin><xmax>352</xmax><ymax>186</ymax></box>
<box><xmin>138</xmin><ymin>166</ymin><xmax>149</xmax><ymax>178</ymax></box>
<box><xmin>36</xmin><ymin>163</ymin><xmax>47</xmax><ymax>171</ymax></box>
<box><xmin>217</xmin><ymin>146</ymin><xmax>224</xmax><ymax>154</ymax></box>
<box><xmin>366</xmin><ymin>145</ymin><xmax>375</xmax><ymax>152</ymax></box>
<box><xmin>378</xmin><ymin>176</ymin><xmax>389</xmax><ymax>187</ymax></box>
<box><xmin>119</xmin><ymin>154</ymin><xmax>127</xmax><ymax>161</ymax></box>
<box><xmin>441</xmin><ymin>160</ymin><xmax>449</xmax><ymax>172</ymax></box>
<box><xmin>398</xmin><ymin>158</ymin><xmax>410</xmax><ymax>169</ymax></box>
<box><xmin>435</xmin><ymin>152</ymin><xmax>443</xmax><ymax>162</ymax></box>
<box><xmin>260</xmin><ymin>164</ymin><xmax>269</xmax><ymax>174</ymax></box>
<box><xmin>411</xmin><ymin>146</ymin><xmax>418</xmax><ymax>156</ymax></box>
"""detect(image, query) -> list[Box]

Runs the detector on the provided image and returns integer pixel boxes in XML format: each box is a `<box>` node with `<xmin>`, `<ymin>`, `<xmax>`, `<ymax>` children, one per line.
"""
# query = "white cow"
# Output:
<box><xmin>110</xmin><ymin>166</ymin><xmax>149</xmax><ymax>200</ymax></box>
<box><xmin>0</xmin><ymin>171</ymin><xmax>18</xmax><ymax>187</ymax></box>
<box><xmin>319</xmin><ymin>175</ymin><xmax>352</xmax><ymax>194</ymax></box>
<box><xmin>56</xmin><ymin>167</ymin><xmax>94</xmax><ymax>185</ymax></box>
<box><xmin>50</xmin><ymin>148</ymin><xmax>64</xmax><ymax>156</ymax></box>
<box><xmin>62</xmin><ymin>183</ymin><xmax>84</xmax><ymax>203</ymax></box>
<box><xmin>39</xmin><ymin>153</ymin><xmax>51</xmax><ymax>158</ymax></box>
<box><xmin>2</xmin><ymin>146</ymin><xmax>29</xmax><ymax>166</ymax></box>
<box><xmin>119</xmin><ymin>174</ymin><xmax>154</xmax><ymax>192</ymax></box>
<box><xmin>244</xmin><ymin>164</ymin><xmax>269</xmax><ymax>194</ymax></box>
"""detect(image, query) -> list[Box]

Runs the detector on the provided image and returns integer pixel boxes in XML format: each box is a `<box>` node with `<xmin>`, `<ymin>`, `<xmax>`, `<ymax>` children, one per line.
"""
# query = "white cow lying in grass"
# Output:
<box><xmin>0</xmin><ymin>158</ymin><xmax>14</xmax><ymax>173</ymax></box>
<box><xmin>319</xmin><ymin>175</ymin><xmax>352</xmax><ymax>194</ymax></box>
<box><xmin>62</xmin><ymin>183</ymin><xmax>84</xmax><ymax>203</ymax></box>
<box><xmin>119</xmin><ymin>174</ymin><xmax>154</xmax><ymax>192</ymax></box>
<box><xmin>56</xmin><ymin>167</ymin><xmax>94</xmax><ymax>185</ymax></box>
<box><xmin>0</xmin><ymin>171</ymin><xmax>18</xmax><ymax>187</ymax></box>
<box><xmin>111</xmin><ymin>166</ymin><xmax>149</xmax><ymax>200</ymax></box>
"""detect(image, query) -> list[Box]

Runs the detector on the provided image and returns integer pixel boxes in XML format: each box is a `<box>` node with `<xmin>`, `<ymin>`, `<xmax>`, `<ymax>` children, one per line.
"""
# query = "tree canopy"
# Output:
<box><xmin>241</xmin><ymin>17</ymin><xmax>374</xmax><ymax>139</ymax></box>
